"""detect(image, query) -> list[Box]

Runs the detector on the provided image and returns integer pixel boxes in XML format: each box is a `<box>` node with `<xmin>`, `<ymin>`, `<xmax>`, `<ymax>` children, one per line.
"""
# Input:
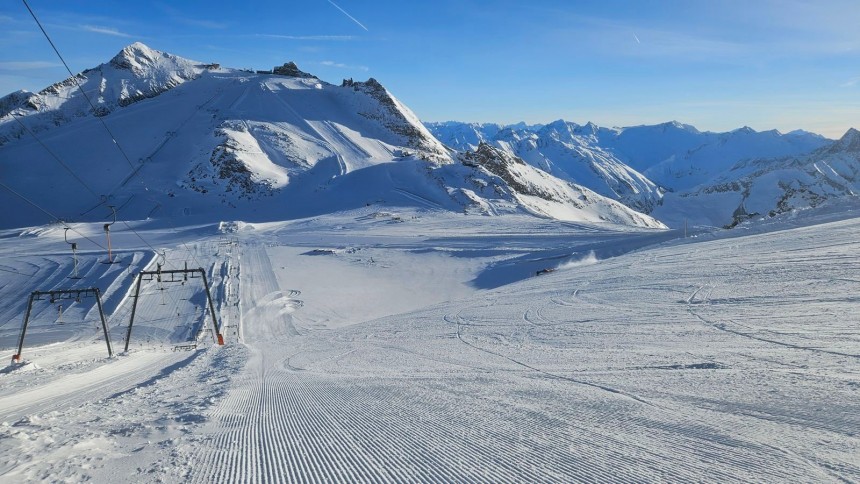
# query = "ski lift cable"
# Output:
<box><xmin>7</xmin><ymin>113</ymin><xmax>176</xmax><ymax>269</ymax></box>
<box><xmin>8</xmin><ymin>111</ymin><xmax>162</xmax><ymax>260</ymax></box>
<box><xmin>21</xmin><ymin>0</ymin><xmax>221</xmax><ymax>280</ymax></box>
<box><xmin>0</xmin><ymin>180</ymin><xmax>108</xmax><ymax>250</ymax></box>
<box><xmin>20</xmin><ymin>1</ymin><xmax>175</xmax><ymax>268</ymax></box>
<box><xmin>8</xmin><ymin>112</ymin><xmax>102</xmax><ymax>201</ymax></box>
<box><xmin>100</xmin><ymin>86</ymin><xmax>227</xmax><ymax>202</ymax></box>
<box><xmin>22</xmin><ymin>0</ymin><xmax>138</xmax><ymax>172</ymax></box>
<box><xmin>121</xmin><ymin>221</ymin><xmax>180</xmax><ymax>271</ymax></box>
<box><xmin>0</xmin><ymin>266</ymin><xmax>36</xmax><ymax>277</ymax></box>
<box><xmin>2</xmin><ymin>173</ymin><xmax>175</xmax><ymax>272</ymax></box>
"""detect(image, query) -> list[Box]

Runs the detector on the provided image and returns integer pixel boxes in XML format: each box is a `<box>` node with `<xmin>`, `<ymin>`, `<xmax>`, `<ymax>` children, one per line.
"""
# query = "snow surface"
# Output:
<box><xmin>1</xmin><ymin>207</ymin><xmax>859</xmax><ymax>481</ymax></box>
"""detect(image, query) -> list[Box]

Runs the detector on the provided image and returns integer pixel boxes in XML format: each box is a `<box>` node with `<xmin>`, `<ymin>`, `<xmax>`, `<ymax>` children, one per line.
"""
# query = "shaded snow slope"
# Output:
<box><xmin>627</xmin><ymin>123</ymin><xmax>830</xmax><ymax>191</ymax></box>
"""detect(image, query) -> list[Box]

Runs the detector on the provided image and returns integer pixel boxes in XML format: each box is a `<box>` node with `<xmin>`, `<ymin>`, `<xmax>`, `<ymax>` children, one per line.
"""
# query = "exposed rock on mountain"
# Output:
<box><xmin>272</xmin><ymin>62</ymin><xmax>315</xmax><ymax>78</ymax></box>
<box><xmin>451</xmin><ymin>143</ymin><xmax>666</xmax><ymax>227</ymax></box>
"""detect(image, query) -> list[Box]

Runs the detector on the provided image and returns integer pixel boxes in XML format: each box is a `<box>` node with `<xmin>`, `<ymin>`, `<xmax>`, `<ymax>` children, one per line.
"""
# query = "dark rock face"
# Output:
<box><xmin>344</xmin><ymin>78</ymin><xmax>444</xmax><ymax>156</ymax></box>
<box><xmin>273</xmin><ymin>62</ymin><xmax>314</xmax><ymax>78</ymax></box>
<box><xmin>0</xmin><ymin>90</ymin><xmax>39</xmax><ymax>117</ymax></box>
<box><xmin>460</xmin><ymin>143</ymin><xmax>555</xmax><ymax>201</ymax></box>
<box><xmin>185</xmin><ymin>126</ymin><xmax>275</xmax><ymax>203</ymax></box>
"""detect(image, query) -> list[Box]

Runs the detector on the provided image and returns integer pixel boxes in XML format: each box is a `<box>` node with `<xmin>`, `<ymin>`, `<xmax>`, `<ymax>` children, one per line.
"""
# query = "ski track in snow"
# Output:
<box><xmin>1</xmin><ymin>212</ymin><xmax>859</xmax><ymax>481</ymax></box>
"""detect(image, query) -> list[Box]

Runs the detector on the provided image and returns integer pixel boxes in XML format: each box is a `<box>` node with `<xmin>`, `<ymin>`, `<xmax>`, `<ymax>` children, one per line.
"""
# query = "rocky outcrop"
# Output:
<box><xmin>273</xmin><ymin>62</ymin><xmax>315</xmax><ymax>78</ymax></box>
<box><xmin>344</xmin><ymin>78</ymin><xmax>449</xmax><ymax>159</ymax></box>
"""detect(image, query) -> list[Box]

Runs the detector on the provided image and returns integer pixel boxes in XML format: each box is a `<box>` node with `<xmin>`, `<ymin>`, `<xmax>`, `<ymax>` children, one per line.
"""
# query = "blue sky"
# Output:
<box><xmin>1</xmin><ymin>0</ymin><xmax>857</xmax><ymax>137</ymax></box>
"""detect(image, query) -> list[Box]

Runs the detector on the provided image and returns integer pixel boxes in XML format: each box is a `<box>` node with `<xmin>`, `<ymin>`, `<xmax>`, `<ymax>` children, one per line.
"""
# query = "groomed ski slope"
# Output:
<box><xmin>1</xmin><ymin>209</ymin><xmax>859</xmax><ymax>481</ymax></box>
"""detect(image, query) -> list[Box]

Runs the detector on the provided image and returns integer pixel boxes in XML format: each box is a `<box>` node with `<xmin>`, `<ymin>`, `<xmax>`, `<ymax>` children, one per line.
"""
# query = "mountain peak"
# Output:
<box><xmin>832</xmin><ymin>127</ymin><xmax>860</xmax><ymax>152</ymax></box>
<box><xmin>539</xmin><ymin>119</ymin><xmax>577</xmax><ymax>137</ymax></box>
<box><xmin>841</xmin><ymin>127</ymin><xmax>860</xmax><ymax>140</ymax></box>
<box><xmin>545</xmin><ymin>119</ymin><xmax>571</xmax><ymax>129</ymax></box>
<box><xmin>110</xmin><ymin>42</ymin><xmax>163</xmax><ymax>72</ymax></box>
<box><xmin>658</xmin><ymin>120</ymin><xmax>699</xmax><ymax>133</ymax></box>
<box><xmin>732</xmin><ymin>126</ymin><xmax>757</xmax><ymax>134</ymax></box>
<box><xmin>574</xmin><ymin>121</ymin><xmax>599</xmax><ymax>136</ymax></box>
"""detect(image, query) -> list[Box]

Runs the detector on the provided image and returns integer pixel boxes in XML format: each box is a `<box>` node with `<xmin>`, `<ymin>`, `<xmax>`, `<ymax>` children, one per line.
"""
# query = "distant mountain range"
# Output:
<box><xmin>1</xmin><ymin>42</ymin><xmax>857</xmax><ymax>231</ymax></box>
<box><xmin>427</xmin><ymin>120</ymin><xmax>858</xmax><ymax>228</ymax></box>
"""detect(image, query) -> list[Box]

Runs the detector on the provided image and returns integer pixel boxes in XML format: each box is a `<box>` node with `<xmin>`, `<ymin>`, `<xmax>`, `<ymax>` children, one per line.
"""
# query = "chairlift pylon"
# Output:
<box><xmin>102</xmin><ymin>205</ymin><xmax>117</xmax><ymax>264</ymax></box>
<box><xmin>12</xmin><ymin>288</ymin><xmax>113</xmax><ymax>363</ymax></box>
<box><xmin>125</xmin><ymin>267</ymin><xmax>225</xmax><ymax>350</ymax></box>
<box><xmin>64</xmin><ymin>227</ymin><xmax>81</xmax><ymax>279</ymax></box>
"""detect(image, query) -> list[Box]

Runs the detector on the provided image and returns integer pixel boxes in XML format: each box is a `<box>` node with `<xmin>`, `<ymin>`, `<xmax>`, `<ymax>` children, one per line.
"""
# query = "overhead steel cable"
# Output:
<box><xmin>0</xmin><ymin>266</ymin><xmax>36</xmax><ymax>277</ymax></box>
<box><xmin>8</xmin><ymin>112</ymin><xmax>102</xmax><ymax>201</ymax></box>
<box><xmin>20</xmin><ymin>0</ymin><xmax>181</xmax><ymax>270</ymax></box>
<box><xmin>0</xmin><ymin>180</ymin><xmax>107</xmax><ymax>250</ymax></box>
<box><xmin>20</xmin><ymin>1</ymin><xmax>220</xmax><ymax>286</ymax></box>
<box><xmin>120</xmin><ymin>220</ymin><xmax>179</xmax><ymax>269</ymax></box>
<box><xmin>22</xmin><ymin>0</ymin><xmax>138</xmax><ymax>172</ymax></box>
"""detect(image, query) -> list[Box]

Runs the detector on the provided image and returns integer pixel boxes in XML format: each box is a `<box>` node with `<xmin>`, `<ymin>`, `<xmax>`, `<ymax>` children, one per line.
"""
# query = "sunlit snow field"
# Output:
<box><xmin>0</xmin><ymin>208</ymin><xmax>858</xmax><ymax>481</ymax></box>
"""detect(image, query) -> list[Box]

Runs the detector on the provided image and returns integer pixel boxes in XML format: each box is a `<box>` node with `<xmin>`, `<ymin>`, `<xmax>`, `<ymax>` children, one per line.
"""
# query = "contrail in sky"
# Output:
<box><xmin>633</xmin><ymin>32</ymin><xmax>641</xmax><ymax>44</ymax></box>
<box><xmin>327</xmin><ymin>0</ymin><xmax>369</xmax><ymax>31</ymax></box>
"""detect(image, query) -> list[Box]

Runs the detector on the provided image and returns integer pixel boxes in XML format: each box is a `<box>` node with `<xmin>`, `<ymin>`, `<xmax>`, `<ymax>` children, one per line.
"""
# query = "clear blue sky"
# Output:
<box><xmin>1</xmin><ymin>0</ymin><xmax>857</xmax><ymax>138</ymax></box>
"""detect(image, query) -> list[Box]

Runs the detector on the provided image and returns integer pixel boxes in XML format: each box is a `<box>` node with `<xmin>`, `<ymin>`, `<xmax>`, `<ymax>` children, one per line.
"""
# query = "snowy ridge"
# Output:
<box><xmin>454</xmin><ymin>143</ymin><xmax>665</xmax><ymax>227</ymax></box>
<box><xmin>633</xmin><ymin>123</ymin><xmax>830</xmax><ymax>191</ymax></box>
<box><xmin>343</xmin><ymin>78</ymin><xmax>449</xmax><ymax>160</ymax></box>
<box><xmin>430</xmin><ymin>120</ymin><xmax>663</xmax><ymax>213</ymax></box>
<box><xmin>653</xmin><ymin>128</ymin><xmax>860</xmax><ymax>227</ymax></box>
<box><xmin>0</xmin><ymin>43</ymin><xmax>207</xmax><ymax>145</ymax></box>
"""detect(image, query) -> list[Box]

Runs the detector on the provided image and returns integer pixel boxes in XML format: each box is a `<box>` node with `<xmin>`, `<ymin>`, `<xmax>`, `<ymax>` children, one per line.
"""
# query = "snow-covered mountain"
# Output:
<box><xmin>451</xmin><ymin>143</ymin><xmax>663</xmax><ymax>227</ymax></box>
<box><xmin>429</xmin><ymin>120</ymin><xmax>664</xmax><ymax>213</ymax></box>
<box><xmin>612</xmin><ymin>122</ymin><xmax>829</xmax><ymax>191</ymax></box>
<box><xmin>652</xmin><ymin>128</ymin><xmax>860</xmax><ymax>228</ymax></box>
<box><xmin>427</xmin><ymin>120</ymin><xmax>830</xmax><ymax>215</ymax></box>
<box><xmin>0</xmin><ymin>42</ymin><xmax>205</xmax><ymax>141</ymax></box>
<box><xmin>0</xmin><ymin>43</ymin><xmax>662</xmax><ymax>230</ymax></box>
